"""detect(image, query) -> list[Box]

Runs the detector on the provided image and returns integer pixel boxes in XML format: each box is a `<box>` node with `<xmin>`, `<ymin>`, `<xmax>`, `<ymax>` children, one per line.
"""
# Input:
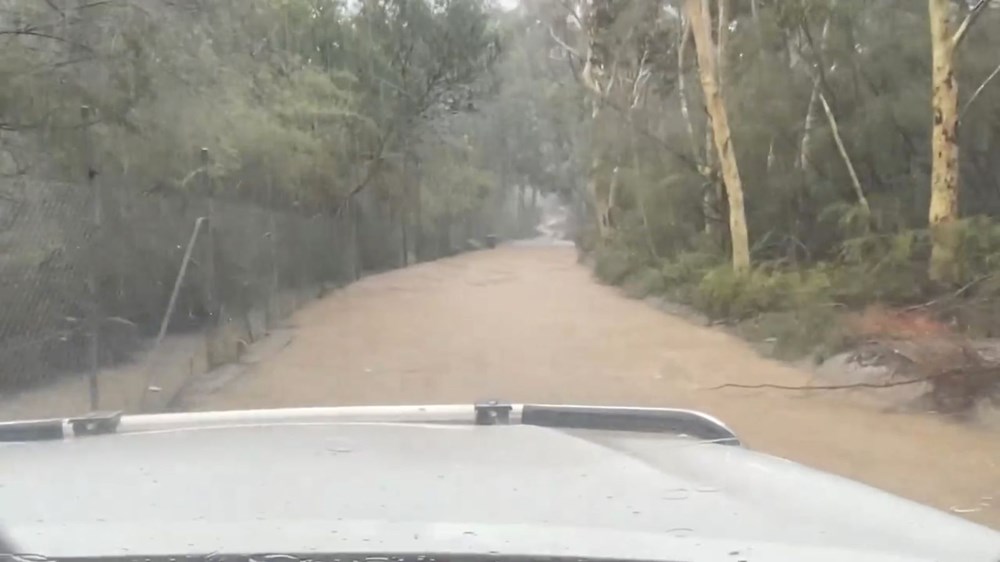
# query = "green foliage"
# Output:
<box><xmin>0</xmin><ymin>0</ymin><xmax>505</xmax><ymax>389</ymax></box>
<box><xmin>694</xmin><ymin>266</ymin><xmax>793</xmax><ymax>320</ymax></box>
<box><xmin>593</xmin><ymin>241</ymin><xmax>638</xmax><ymax>286</ymax></box>
<box><xmin>661</xmin><ymin>250</ymin><xmax>720</xmax><ymax>286</ymax></box>
<box><xmin>738</xmin><ymin>306</ymin><xmax>850</xmax><ymax>361</ymax></box>
<box><xmin>832</xmin><ymin>230</ymin><xmax>929</xmax><ymax>303</ymax></box>
<box><xmin>953</xmin><ymin>217</ymin><xmax>1000</xmax><ymax>282</ymax></box>
<box><xmin>622</xmin><ymin>267</ymin><xmax>667</xmax><ymax>299</ymax></box>
<box><xmin>562</xmin><ymin>0</ymin><xmax>1000</xmax><ymax>273</ymax></box>
<box><xmin>531</xmin><ymin>0</ymin><xmax>1000</xmax><ymax>354</ymax></box>
<box><xmin>659</xmin><ymin>250</ymin><xmax>720</xmax><ymax>300</ymax></box>
<box><xmin>420</xmin><ymin>138</ymin><xmax>499</xmax><ymax>219</ymax></box>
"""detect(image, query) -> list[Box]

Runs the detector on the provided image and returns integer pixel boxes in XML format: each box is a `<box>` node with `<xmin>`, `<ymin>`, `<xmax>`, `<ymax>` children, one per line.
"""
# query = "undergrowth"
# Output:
<box><xmin>590</xmin><ymin>217</ymin><xmax>1000</xmax><ymax>360</ymax></box>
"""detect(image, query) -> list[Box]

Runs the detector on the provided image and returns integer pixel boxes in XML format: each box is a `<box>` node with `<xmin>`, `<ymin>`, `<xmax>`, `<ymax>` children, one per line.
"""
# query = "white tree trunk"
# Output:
<box><xmin>687</xmin><ymin>0</ymin><xmax>750</xmax><ymax>272</ymax></box>
<box><xmin>818</xmin><ymin>92</ymin><xmax>871</xmax><ymax>215</ymax></box>
<box><xmin>928</xmin><ymin>0</ymin><xmax>961</xmax><ymax>283</ymax></box>
<box><xmin>677</xmin><ymin>17</ymin><xmax>719</xmax><ymax>237</ymax></box>
<box><xmin>677</xmin><ymin>18</ymin><xmax>703</xmax><ymax>174</ymax></box>
<box><xmin>799</xmin><ymin>10</ymin><xmax>833</xmax><ymax>171</ymax></box>
<box><xmin>581</xmin><ymin>1</ymin><xmax>616</xmax><ymax>240</ymax></box>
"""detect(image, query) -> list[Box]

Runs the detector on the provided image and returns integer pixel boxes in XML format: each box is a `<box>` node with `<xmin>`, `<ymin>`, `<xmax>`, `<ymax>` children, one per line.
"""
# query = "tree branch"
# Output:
<box><xmin>0</xmin><ymin>26</ymin><xmax>95</xmax><ymax>53</ymax></box>
<box><xmin>952</xmin><ymin>0</ymin><xmax>988</xmax><ymax>49</ymax></box>
<box><xmin>959</xmin><ymin>59</ymin><xmax>1000</xmax><ymax>122</ymax></box>
<box><xmin>0</xmin><ymin>28</ymin><xmax>69</xmax><ymax>41</ymax></box>
<box><xmin>818</xmin><ymin>92</ymin><xmax>871</xmax><ymax>214</ymax></box>
<box><xmin>709</xmin><ymin>372</ymin><xmax>948</xmax><ymax>392</ymax></box>
<box><xmin>558</xmin><ymin>0</ymin><xmax>585</xmax><ymax>29</ymax></box>
<box><xmin>334</xmin><ymin>126</ymin><xmax>398</xmax><ymax>215</ymax></box>
<box><xmin>677</xmin><ymin>16</ymin><xmax>705</xmax><ymax>174</ymax></box>
<box><xmin>629</xmin><ymin>48</ymin><xmax>651</xmax><ymax>109</ymax></box>
<box><xmin>602</xmin><ymin>98</ymin><xmax>701</xmax><ymax>173</ymax></box>
<box><xmin>548</xmin><ymin>24</ymin><xmax>581</xmax><ymax>61</ymax></box>
<box><xmin>709</xmin><ymin>379</ymin><xmax>923</xmax><ymax>391</ymax></box>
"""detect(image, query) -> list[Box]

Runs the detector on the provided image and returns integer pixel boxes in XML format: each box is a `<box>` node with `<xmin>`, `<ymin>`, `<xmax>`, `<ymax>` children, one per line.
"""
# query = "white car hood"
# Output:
<box><xmin>0</xmin><ymin>406</ymin><xmax>998</xmax><ymax>561</ymax></box>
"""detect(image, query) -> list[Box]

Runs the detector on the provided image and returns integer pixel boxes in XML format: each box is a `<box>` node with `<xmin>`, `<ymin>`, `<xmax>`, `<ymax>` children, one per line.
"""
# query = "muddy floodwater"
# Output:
<box><xmin>186</xmin><ymin>244</ymin><xmax>1000</xmax><ymax>529</ymax></box>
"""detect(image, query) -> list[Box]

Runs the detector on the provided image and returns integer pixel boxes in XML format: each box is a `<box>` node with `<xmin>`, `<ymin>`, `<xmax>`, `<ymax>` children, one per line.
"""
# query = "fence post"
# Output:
<box><xmin>347</xmin><ymin>196</ymin><xmax>362</xmax><ymax>281</ymax></box>
<box><xmin>139</xmin><ymin>217</ymin><xmax>207</xmax><ymax>412</ymax></box>
<box><xmin>400</xmin><ymin>131</ymin><xmax>410</xmax><ymax>267</ymax></box>
<box><xmin>82</xmin><ymin>105</ymin><xmax>101</xmax><ymax>411</ymax></box>
<box><xmin>200</xmin><ymin>148</ymin><xmax>218</xmax><ymax>325</ymax></box>
<box><xmin>414</xmin><ymin>167</ymin><xmax>422</xmax><ymax>262</ymax></box>
<box><xmin>267</xmin><ymin>172</ymin><xmax>279</xmax><ymax>327</ymax></box>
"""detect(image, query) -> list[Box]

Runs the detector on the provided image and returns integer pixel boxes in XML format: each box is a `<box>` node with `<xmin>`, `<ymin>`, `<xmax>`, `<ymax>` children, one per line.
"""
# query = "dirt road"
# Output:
<box><xmin>189</xmin><ymin>245</ymin><xmax>1000</xmax><ymax>529</ymax></box>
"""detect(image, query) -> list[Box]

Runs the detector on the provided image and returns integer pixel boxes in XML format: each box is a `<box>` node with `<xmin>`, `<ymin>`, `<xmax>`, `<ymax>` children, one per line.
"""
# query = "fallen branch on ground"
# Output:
<box><xmin>904</xmin><ymin>273</ymin><xmax>996</xmax><ymax>311</ymax></box>
<box><xmin>707</xmin><ymin>377</ymin><xmax>934</xmax><ymax>392</ymax></box>
<box><xmin>710</xmin><ymin>360</ymin><xmax>999</xmax><ymax>395</ymax></box>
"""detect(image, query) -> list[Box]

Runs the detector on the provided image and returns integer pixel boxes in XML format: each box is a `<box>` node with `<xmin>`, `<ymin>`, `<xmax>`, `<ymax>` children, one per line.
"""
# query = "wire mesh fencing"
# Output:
<box><xmin>0</xmin><ymin>148</ymin><xmax>485</xmax><ymax>413</ymax></box>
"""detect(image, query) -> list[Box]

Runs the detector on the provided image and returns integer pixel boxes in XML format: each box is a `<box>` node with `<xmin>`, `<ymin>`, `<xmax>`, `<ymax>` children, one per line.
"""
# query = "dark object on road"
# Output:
<box><xmin>485</xmin><ymin>234</ymin><xmax>498</xmax><ymax>248</ymax></box>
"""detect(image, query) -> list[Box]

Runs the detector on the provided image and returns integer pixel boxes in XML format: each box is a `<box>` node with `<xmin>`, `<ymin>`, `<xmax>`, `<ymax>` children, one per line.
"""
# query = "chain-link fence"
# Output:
<box><xmin>0</xmin><ymin>143</ymin><xmax>487</xmax><ymax>413</ymax></box>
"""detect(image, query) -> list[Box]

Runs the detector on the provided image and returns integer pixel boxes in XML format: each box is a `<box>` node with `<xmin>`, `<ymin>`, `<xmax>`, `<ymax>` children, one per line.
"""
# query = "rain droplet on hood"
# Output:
<box><xmin>662</xmin><ymin>488</ymin><xmax>690</xmax><ymax>500</ymax></box>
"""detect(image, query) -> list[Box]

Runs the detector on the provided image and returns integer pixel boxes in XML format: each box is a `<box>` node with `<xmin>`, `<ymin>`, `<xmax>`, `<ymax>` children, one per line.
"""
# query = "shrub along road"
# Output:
<box><xmin>188</xmin><ymin>245</ymin><xmax>1000</xmax><ymax>529</ymax></box>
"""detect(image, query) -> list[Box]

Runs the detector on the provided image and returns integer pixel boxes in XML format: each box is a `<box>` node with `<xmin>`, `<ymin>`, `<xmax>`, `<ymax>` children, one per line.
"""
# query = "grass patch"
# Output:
<box><xmin>587</xmin><ymin>222</ymin><xmax>1000</xmax><ymax>360</ymax></box>
<box><xmin>735</xmin><ymin>306</ymin><xmax>851</xmax><ymax>362</ymax></box>
<box><xmin>622</xmin><ymin>266</ymin><xmax>666</xmax><ymax>298</ymax></box>
<box><xmin>593</xmin><ymin>244</ymin><xmax>637</xmax><ymax>285</ymax></box>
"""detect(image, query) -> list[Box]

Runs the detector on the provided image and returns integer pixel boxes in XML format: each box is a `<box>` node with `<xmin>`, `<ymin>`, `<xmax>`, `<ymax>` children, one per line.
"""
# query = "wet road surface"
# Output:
<box><xmin>189</xmin><ymin>245</ymin><xmax>1000</xmax><ymax>529</ymax></box>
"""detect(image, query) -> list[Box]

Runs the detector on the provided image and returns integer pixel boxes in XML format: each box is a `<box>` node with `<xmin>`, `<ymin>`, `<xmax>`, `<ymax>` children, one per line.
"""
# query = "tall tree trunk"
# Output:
<box><xmin>799</xmin><ymin>12</ymin><xmax>833</xmax><ymax>172</ymax></box>
<box><xmin>581</xmin><ymin>0</ymin><xmax>616</xmax><ymax>240</ymax></box>
<box><xmin>400</xmin><ymin>131</ymin><xmax>410</xmax><ymax>267</ymax></box>
<box><xmin>516</xmin><ymin>184</ymin><xmax>523</xmax><ymax>232</ymax></box>
<box><xmin>585</xmin><ymin>96</ymin><xmax>613</xmax><ymax>238</ymax></box>
<box><xmin>705</xmin><ymin>116</ymin><xmax>721</xmax><ymax>242</ymax></box>
<box><xmin>586</xmin><ymin>152</ymin><xmax>612</xmax><ymax>238</ymax></box>
<box><xmin>717</xmin><ymin>0</ymin><xmax>728</xmax><ymax>89</ymax></box>
<box><xmin>677</xmin><ymin>16</ymin><xmax>718</xmax><ymax>238</ymax></box>
<box><xmin>799</xmin><ymin>85</ymin><xmax>820</xmax><ymax>171</ymax></box>
<box><xmin>414</xmin><ymin>173</ymin><xmax>422</xmax><ymax>261</ymax></box>
<box><xmin>677</xmin><ymin>18</ymin><xmax>702</xmax><ymax>171</ymax></box>
<box><xmin>677</xmin><ymin>13</ymin><xmax>721</xmax><ymax>236</ymax></box>
<box><xmin>818</xmin><ymin>92</ymin><xmax>871</xmax><ymax>215</ymax></box>
<box><xmin>606</xmin><ymin>164</ymin><xmax>622</xmax><ymax>231</ymax></box>
<box><xmin>686</xmin><ymin>0</ymin><xmax>750</xmax><ymax>272</ymax></box>
<box><xmin>928</xmin><ymin>0</ymin><xmax>961</xmax><ymax>284</ymax></box>
<box><xmin>628</xmin><ymin>114</ymin><xmax>659</xmax><ymax>259</ymax></box>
